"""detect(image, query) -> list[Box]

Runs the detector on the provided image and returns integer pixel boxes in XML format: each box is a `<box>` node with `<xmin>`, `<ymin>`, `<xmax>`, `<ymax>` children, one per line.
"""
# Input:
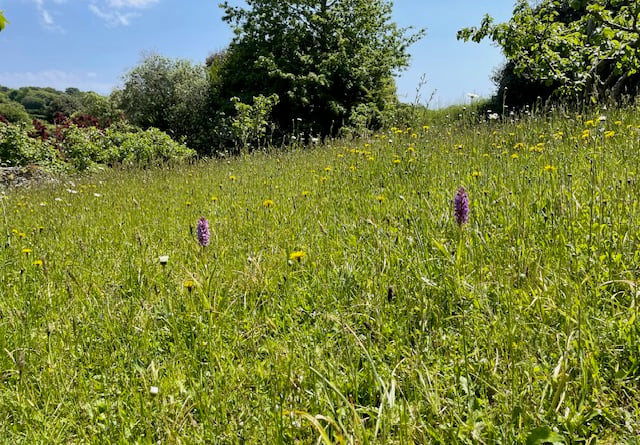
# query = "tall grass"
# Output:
<box><xmin>0</xmin><ymin>106</ymin><xmax>638</xmax><ymax>443</ymax></box>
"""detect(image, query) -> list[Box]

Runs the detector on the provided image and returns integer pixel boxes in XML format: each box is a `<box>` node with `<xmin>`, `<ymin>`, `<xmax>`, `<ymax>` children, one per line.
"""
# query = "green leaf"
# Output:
<box><xmin>526</xmin><ymin>426</ymin><xmax>565</xmax><ymax>445</ymax></box>
<box><xmin>0</xmin><ymin>11</ymin><xmax>8</xmax><ymax>31</ymax></box>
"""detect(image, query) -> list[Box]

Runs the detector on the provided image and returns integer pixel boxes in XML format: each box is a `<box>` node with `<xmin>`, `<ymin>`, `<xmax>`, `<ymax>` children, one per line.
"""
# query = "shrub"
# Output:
<box><xmin>0</xmin><ymin>122</ymin><xmax>59</xmax><ymax>167</ymax></box>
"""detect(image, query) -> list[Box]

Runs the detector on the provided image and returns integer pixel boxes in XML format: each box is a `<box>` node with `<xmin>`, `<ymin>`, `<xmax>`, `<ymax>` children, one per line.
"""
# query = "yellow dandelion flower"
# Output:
<box><xmin>183</xmin><ymin>280</ymin><xmax>196</xmax><ymax>290</ymax></box>
<box><xmin>407</xmin><ymin>146</ymin><xmax>415</xmax><ymax>153</ymax></box>
<box><xmin>393</xmin><ymin>159</ymin><xmax>401</xmax><ymax>164</ymax></box>
<box><xmin>614</xmin><ymin>120</ymin><xmax>622</xmax><ymax>125</ymax></box>
<box><xmin>337</xmin><ymin>154</ymin><xmax>344</xmax><ymax>158</ymax></box>
<box><xmin>472</xmin><ymin>171</ymin><xmax>481</xmax><ymax>178</ymax></box>
<box><xmin>289</xmin><ymin>250</ymin><xmax>306</xmax><ymax>262</ymax></box>
<box><xmin>513</xmin><ymin>142</ymin><xmax>526</xmax><ymax>150</ymax></box>
<box><xmin>511</xmin><ymin>153</ymin><xmax>519</xmax><ymax>159</ymax></box>
<box><xmin>582</xmin><ymin>129</ymin><xmax>591</xmax><ymax>139</ymax></box>
<box><xmin>33</xmin><ymin>259</ymin><xmax>43</xmax><ymax>266</ymax></box>
<box><xmin>543</xmin><ymin>165</ymin><xmax>556</xmax><ymax>172</ymax></box>
<box><xmin>376</xmin><ymin>195</ymin><xmax>386</xmax><ymax>202</ymax></box>
<box><xmin>585</xmin><ymin>120</ymin><xmax>595</xmax><ymax>127</ymax></box>
<box><xmin>301</xmin><ymin>190</ymin><xmax>310</xmax><ymax>197</ymax></box>
<box><xmin>11</xmin><ymin>228</ymin><xmax>19</xmax><ymax>235</ymax></box>
<box><xmin>367</xmin><ymin>156</ymin><xmax>374</xmax><ymax>161</ymax></box>
<box><xmin>349</xmin><ymin>165</ymin><xmax>356</xmax><ymax>171</ymax></box>
<box><xmin>186</xmin><ymin>201</ymin><xmax>192</xmax><ymax>206</ymax></box>
<box><xmin>324</xmin><ymin>166</ymin><xmax>332</xmax><ymax>172</ymax></box>
<box><xmin>211</xmin><ymin>196</ymin><xmax>218</xmax><ymax>202</ymax></box>
<box><xmin>229</xmin><ymin>175</ymin><xmax>237</xmax><ymax>181</ymax></box>
<box><xmin>604</xmin><ymin>130</ymin><xmax>615</xmax><ymax>138</ymax></box>
<box><xmin>422</xmin><ymin>125</ymin><xmax>429</xmax><ymax>131</ymax></box>
<box><xmin>320</xmin><ymin>176</ymin><xmax>327</xmax><ymax>183</ymax></box>
<box><xmin>22</xmin><ymin>248</ymin><xmax>32</xmax><ymax>254</ymax></box>
<box><xmin>262</xmin><ymin>199</ymin><xmax>275</xmax><ymax>208</ymax></box>
<box><xmin>411</xmin><ymin>133</ymin><xmax>417</xmax><ymax>138</ymax></box>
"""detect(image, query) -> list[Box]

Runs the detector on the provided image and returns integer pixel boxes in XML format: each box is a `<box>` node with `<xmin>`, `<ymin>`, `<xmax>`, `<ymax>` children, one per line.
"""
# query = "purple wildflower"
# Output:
<box><xmin>454</xmin><ymin>186</ymin><xmax>469</xmax><ymax>226</ymax></box>
<box><xmin>197</xmin><ymin>217</ymin><xmax>210</xmax><ymax>247</ymax></box>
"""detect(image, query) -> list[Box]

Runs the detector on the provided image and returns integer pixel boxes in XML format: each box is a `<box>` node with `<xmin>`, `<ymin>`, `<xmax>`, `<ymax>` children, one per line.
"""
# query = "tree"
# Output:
<box><xmin>458</xmin><ymin>0</ymin><xmax>640</xmax><ymax>104</ymax></box>
<box><xmin>0</xmin><ymin>102</ymin><xmax>31</xmax><ymax>123</ymax></box>
<box><xmin>219</xmin><ymin>0</ymin><xmax>423</xmax><ymax>137</ymax></box>
<box><xmin>114</xmin><ymin>53</ymin><xmax>214</xmax><ymax>152</ymax></box>
<box><xmin>0</xmin><ymin>11</ymin><xmax>7</xmax><ymax>31</ymax></box>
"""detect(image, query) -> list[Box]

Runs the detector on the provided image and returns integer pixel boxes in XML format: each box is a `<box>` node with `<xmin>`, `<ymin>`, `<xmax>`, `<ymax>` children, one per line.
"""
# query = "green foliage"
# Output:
<box><xmin>0</xmin><ymin>102</ymin><xmax>31</xmax><ymax>124</ymax></box>
<box><xmin>2</xmin><ymin>85</ymin><xmax>94</xmax><ymax>122</ymax></box>
<box><xmin>459</xmin><ymin>0</ymin><xmax>640</xmax><ymax>104</ymax></box>
<box><xmin>219</xmin><ymin>0</ymin><xmax>423</xmax><ymax>137</ymax></box>
<box><xmin>0</xmin><ymin>123</ymin><xmax>59</xmax><ymax>167</ymax></box>
<box><xmin>526</xmin><ymin>426</ymin><xmax>566</xmax><ymax>445</ymax></box>
<box><xmin>0</xmin><ymin>120</ymin><xmax>194</xmax><ymax>170</ymax></box>
<box><xmin>77</xmin><ymin>92</ymin><xmax>122</xmax><ymax>127</ymax></box>
<box><xmin>113</xmin><ymin>54</ymin><xmax>214</xmax><ymax>153</ymax></box>
<box><xmin>230</xmin><ymin>94</ymin><xmax>279</xmax><ymax>152</ymax></box>
<box><xmin>0</xmin><ymin>10</ymin><xmax>7</xmax><ymax>31</ymax></box>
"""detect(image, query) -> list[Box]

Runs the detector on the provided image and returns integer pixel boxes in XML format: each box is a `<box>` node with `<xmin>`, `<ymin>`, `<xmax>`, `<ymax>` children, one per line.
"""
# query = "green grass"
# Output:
<box><xmin>0</xmin><ymin>108</ymin><xmax>639</xmax><ymax>443</ymax></box>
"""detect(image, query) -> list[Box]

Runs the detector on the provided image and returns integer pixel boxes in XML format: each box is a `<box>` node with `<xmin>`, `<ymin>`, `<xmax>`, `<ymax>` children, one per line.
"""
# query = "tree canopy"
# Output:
<box><xmin>114</xmin><ymin>53</ymin><xmax>214</xmax><ymax>151</ymax></box>
<box><xmin>219</xmin><ymin>0</ymin><xmax>423</xmax><ymax>136</ymax></box>
<box><xmin>458</xmin><ymin>0</ymin><xmax>640</xmax><ymax>104</ymax></box>
<box><xmin>0</xmin><ymin>11</ymin><xmax>7</xmax><ymax>31</ymax></box>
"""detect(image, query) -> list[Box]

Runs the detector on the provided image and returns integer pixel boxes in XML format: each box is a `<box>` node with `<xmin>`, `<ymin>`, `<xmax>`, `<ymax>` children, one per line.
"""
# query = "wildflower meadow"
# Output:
<box><xmin>0</xmin><ymin>106</ymin><xmax>639</xmax><ymax>443</ymax></box>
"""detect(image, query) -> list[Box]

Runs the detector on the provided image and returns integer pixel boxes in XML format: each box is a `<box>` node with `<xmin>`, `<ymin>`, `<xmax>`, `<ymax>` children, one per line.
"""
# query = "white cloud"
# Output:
<box><xmin>89</xmin><ymin>4</ymin><xmax>137</xmax><ymax>27</ymax></box>
<box><xmin>106</xmin><ymin>0</ymin><xmax>159</xmax><ymax>8</ymax></box>
<box><xmin>89</xmin><ymin>0</ymin><xmax>159</xmax><ymax>27</ymax></box>
<box><xmin>29</xmin><ymin>0</ymin><xmax>65</xmax><ymax>32</ymax></box>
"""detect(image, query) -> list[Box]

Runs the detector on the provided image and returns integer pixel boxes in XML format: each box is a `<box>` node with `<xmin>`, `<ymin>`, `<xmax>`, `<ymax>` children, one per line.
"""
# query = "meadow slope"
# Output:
<box><xmin>1</xmin><ymin>109</ymin><xmax>639</xmax><ymax>443</ymax></box>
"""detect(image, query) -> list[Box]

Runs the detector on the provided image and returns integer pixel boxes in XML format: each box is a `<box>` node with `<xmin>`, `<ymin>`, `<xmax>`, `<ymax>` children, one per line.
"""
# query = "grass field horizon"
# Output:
<box><xmin>1</xmin><ymin>106</ymin><xmax>639</xmax><ymax>443</ymax></box>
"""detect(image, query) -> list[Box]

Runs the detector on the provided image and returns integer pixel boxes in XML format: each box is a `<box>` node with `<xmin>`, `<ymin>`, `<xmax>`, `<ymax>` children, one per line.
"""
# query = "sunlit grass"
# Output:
<box><xmin>0</xmin><ymin>107</ymin><xmax>639</xmax><ymax>443</ymax></box>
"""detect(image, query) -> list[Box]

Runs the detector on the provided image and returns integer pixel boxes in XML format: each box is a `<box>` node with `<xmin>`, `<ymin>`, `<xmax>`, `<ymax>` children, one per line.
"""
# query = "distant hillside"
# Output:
<box><xmin>0</xmin><ymin>85</ymin><xmax>108</xmax><ymax>124</ymax></box>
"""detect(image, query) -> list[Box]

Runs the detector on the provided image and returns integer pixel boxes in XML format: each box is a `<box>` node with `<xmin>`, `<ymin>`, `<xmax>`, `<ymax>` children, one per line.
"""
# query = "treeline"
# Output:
<box><xmin>0</xmin><ymin>86</ymin><xmax>117</xmax><ymax>126</ymax></box>
<box><xmin>460</xmin><ymin>0</ymin><xmax>640</xmax><ymax>111</ymax></box>
<box><xmin>1</xmin><ymin>0</ymin><xmax>424</xmax><ymax>161</ymax></box>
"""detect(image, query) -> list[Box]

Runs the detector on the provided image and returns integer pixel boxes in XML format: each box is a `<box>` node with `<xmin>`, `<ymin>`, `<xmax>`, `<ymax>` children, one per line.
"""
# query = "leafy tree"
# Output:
<box><xmin>0</xmin><ymin>102</ymin><xmax>31</xmax><ymax>123</ymax></box>
<box><xmin>219</xmin><ymin>0</ymin><xmax>423</xmax><ymax>136</ymax></box>
<box><xmin>114</xmin><ymin>53</ymin><xmax>214</xmax><ymax>152</ymax></box>
<box><xmin>78</xmin><ymin>92</ymin><xmax>121</xmax><ymax>127</ymax></box>
<box><xmin>458</xmin><ymin>0</ymin><xmax>640</xmax><ymax>104</ymax></box>
<box><xmin>0</xmin><ymin>11</ymin><xmax>7</xmax><ymax>31</ymax></box>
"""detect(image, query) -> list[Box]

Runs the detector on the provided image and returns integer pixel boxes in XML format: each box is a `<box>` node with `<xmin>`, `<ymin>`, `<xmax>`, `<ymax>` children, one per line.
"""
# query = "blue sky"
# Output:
<box><xmin>0</xmin><ymin>0</ymin><xmax>514</xmax><ymax>107</ymax></box>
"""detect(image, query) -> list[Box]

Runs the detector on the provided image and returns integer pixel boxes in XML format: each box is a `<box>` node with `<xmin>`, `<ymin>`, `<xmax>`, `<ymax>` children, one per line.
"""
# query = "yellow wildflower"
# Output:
<box><xmin>289</xmin><ymin>250</ymin><xmax>306</xmax><ymax>262</ymax></box>
<box><xmin>262</xmin><ymin>199</ymin><xmax>275</xmax><ymax>208</ymax></box>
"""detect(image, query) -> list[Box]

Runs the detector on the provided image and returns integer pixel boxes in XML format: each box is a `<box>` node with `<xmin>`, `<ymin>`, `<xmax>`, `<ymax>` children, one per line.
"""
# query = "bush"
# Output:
<box><xmin>0</xmin><ymin>102</ymin><xmax>31</xmax><ymax>124</ymax></box>
<box><xmin>0</xmin><ymin>120</ymin><xmax>195</xmax><ymax>171</ymax></box>
<box><xmin>0</xmin><ymin>122</ymin><xmax>60</xmax><ymax>167</ymax></box>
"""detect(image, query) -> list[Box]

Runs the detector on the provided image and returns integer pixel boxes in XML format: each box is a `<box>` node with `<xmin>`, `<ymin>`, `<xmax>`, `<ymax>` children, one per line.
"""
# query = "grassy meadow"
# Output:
<box><xmin>1</xmin><ymin>108</ymin><xmax>639</xmax><ymax>443</ymax></box>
